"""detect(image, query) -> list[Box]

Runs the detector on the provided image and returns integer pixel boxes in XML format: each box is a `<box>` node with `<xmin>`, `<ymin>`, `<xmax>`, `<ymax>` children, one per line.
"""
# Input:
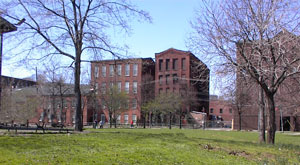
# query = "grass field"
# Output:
<box><xmin>0</xmin><ymin>128</ymin><xmax>299</xmax><ymax>164</ymax></box>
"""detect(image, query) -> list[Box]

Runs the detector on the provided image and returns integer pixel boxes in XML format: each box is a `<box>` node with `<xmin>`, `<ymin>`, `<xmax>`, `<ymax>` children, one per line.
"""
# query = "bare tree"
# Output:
<box><xmin>100</xmin><ymin>85</ymin><xmax>129</xmax><ymax>128</ymax></box>
<box><xmin>1</xmin><ymin>0</ymin><xmax>151</xmax><ymax>131</ymax></box>
<box><xmin>189</xmin><ymin>0</ymin><xmax>300</xmax><ymax>144</ymax></box>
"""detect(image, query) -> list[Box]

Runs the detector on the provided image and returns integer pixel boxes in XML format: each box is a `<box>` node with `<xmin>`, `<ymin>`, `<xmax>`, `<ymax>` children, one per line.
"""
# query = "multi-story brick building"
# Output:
<box><xmin>90</xmin><ymin>58</ymin><xmax>155</xmax><ymax>124</ymax></box>
<box><xmin>155</xmin><ymin>48</ymin><xmax>210</xmax><ymax>115</ymax></box>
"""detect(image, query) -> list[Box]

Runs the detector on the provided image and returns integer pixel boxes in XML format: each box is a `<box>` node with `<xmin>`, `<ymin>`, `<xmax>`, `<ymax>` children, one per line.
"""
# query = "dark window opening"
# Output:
<box><xmin>182</xmin><ymin>58</ymin><xmax>186</xmax><ymax>70</ymax></box>
<box><xmin>159</xmin><ymin>59</ymin><xmax>163</xmax><ymax>71</ymax></box>
<box><xmin>166</xmin><ymin>59</ymin><xmax>170</xmax><ymax>71</ymax></box>
<box><xmin>220</xmin><ymin>109</ymin><xmax>223</xmax><ymax>113</ymax></box>
<box><xmin>173</xmin><ymin>59</ymin><xmax>178</xmax><ymax>70</ymax></box>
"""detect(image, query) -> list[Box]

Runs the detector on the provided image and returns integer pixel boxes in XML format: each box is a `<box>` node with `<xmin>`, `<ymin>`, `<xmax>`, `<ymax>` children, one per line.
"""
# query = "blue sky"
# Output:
<box><xmin>2</xmin><ymin>0</ymin><xmax>220</xmax><ymax>94</ymax></box>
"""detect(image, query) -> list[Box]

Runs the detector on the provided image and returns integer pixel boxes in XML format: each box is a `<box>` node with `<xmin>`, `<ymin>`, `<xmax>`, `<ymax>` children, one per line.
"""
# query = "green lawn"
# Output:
<box><xmin>0</xmin><ymin>129</ymin><xmax>299</xmax><ymax>164</ymax></box>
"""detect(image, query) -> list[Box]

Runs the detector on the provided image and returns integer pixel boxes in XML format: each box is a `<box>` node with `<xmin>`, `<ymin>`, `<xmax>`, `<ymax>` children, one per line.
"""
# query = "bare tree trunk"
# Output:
<box><xmin>259</xmin><ymin>86</ymin><xmax>266</xmax><ymax>143</ymax></box>
<box><xmin>238</xmin><ymin>112</ymin><xmax>242</xmax><ymax>131</ymax></box>
<box><xmin>169</xmin><ymin>112</ymin><xmax>172</xmax><ymax>129</ymax></box>
<box><xmin>109</xmin><ymin>112</ymin><xmax>112</xmax><ymax>128</ymax></box>
<box><xmin>266</xmin><ymin>94</ymin><xmax>276</xmax><ymax>144</ymax></box>
<box><xmin>74</xmin><ymin>54</ymin><xmax>83</xmax><ymax>131</ymax></box>
<box><xmin>143</xmin><ymin>113</ymin><xmax>146</xmax><ymax>129</ymax></box>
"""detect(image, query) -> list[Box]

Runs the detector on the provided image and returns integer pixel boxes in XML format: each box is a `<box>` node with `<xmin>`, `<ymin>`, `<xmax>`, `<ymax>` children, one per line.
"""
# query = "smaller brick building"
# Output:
<box><xmin>209</xmin><ymin>95</ymin><xmax>234</xmax><ymax>122</ymax></box>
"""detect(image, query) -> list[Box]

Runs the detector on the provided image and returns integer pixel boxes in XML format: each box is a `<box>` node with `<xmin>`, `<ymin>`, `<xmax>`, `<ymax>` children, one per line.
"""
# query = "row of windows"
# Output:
<box><xmin>158</xmin><ymin>58</ymin><xmax>186</xmax><ymax>71</ymax></box>
<box><xmin>107</xmin><ymin>114</ymin><xmax>137</xmax><ymax>124</ymax></box>
<box><xmin>101</xmin><ymin>98</ymin><xmax>138</xmax><ymax>110</ymax></box>
<box><xmin>94</xmin><ymin>64</ymin><xmax>138</xmax><ymax>78</ymax></box>
<box><xmin>210</xmin><ymin>108</ymin><xmax>232</xmax><ymax>114</ymax></box>
<box><xmin>95</xmin><ymin>81</ymin><xmax>138</xmax><ymax>94</ymax></box>
<box><xmin>158</xmin><ymin>74</ymin><xmax>186</xmax><ymax>85</ymax></box>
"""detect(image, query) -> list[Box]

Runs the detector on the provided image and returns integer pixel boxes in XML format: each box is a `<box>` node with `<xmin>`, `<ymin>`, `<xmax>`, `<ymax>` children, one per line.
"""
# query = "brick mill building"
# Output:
<box><xmin>155</xmin><ymin>48</ymin><xmax>210</xmax><ymax>114</ymax></box>
<box><xmin>90</xmin><ymin>58</ymin><xmax>155</xmax><ymax>124</ymax></box>
<box><xmin>88</xmin><ymin>48</ymin><xmax>210</xmax><ymax>125</ymax></box>
<box><xmin>11</xmin><ymin>48</ymin><xmax>209</xmax><ymax>127</ymax></box>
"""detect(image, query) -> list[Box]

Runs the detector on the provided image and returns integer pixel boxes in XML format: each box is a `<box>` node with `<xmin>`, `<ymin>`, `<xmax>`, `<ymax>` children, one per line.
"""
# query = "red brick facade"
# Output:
<box><xmin>90</xmin><ymin>58</ymin><xmax>155</xmax><ymax>124</ymax></box>
<box><xmin>209</xmin><ymin>95</ymin><xmax>233</xmax><ymax>121</ymax></box>
<box><xmin>155</xmin><ymin>48</ymin><xmax>210</xmax><ymax>114</ymax></box>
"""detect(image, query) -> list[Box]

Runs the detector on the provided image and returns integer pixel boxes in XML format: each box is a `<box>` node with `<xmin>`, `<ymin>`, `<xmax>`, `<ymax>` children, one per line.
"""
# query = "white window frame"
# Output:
<box><xmin>117</xmin><ymin>81</ymin><xmax>122</xmax><ymax>93</ymax></box>
<box><xmin>132</xmin><ymin>99</ymin><xmax>137</xmax><ymax>109</ymax></box>
<box><xmin>125</xmin><ymin>81</ymin><xmax>129</xmax><ymax>94</ymax></box>
<box><xmin>117</xmin><ymin>64</ymin><xmax>122</xmax><ymax>76</ymax></box>
<box><xmin>133</xmin><ymin>81</ymin><xmax>137</xmax><ymax>94</ymax></box>
<box><xmin>124</xmin><ymin>115</ymin><xmax>129</xmax><ymax>124</ymax></box>
<box><xmin>102</xmin><ymin>65</ymin><xmax>106</xmax><ymax>77</ymax></box>
<box><xmin>109</xmin><ymin>65</ymin><xmax>114</xmax><ymax>77</ymax></box>
<box><xmin>133</xmin><ymin>64</ymin><xmax>138</xmax><ymax>76</ymax></box>
<box><xmin>132</xmin><ymin>114</ymin><xmax>137</xmax><ymax>124</ymax></box>
<box><xmin>125</xmin><ymin>64</ymin><xmax>130</xmax><ymax>76</ymax></box>
<box><xmin>94</xmin><ymin>66</ymin><xmax>99</xmax><ymax>78</ymax></box>
<box><xmin>101</xmin><ymin>82</ymin><xmax>106</xmax><ymax>94</ymax></box>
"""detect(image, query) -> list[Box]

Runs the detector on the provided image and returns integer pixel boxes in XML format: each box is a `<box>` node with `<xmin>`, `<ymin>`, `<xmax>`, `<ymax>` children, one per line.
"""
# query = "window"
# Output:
<box><xmin>39</xmin><ymin>112</ymin><xmax>45</xmax><ymax>122</ymax></box>
<box><xmin>166</xmin><ymin>74</ymin><xmax>170</xmax><ymax>84</ymax></box>
<box><xmin>166</xmin><ymin>88</ymin><xmax>170</xmax><ymax>93</ymax></box>
<box><xmin>124</xmin><ymin>115</ymin><xmax>128</xmax><ymax>124</ymax></box>
<box><xmin>125</xmin><ymin>82</ymin><xmax>129</xmax><ymax>93</ymax></box>
<box><xmin>101</xmin><ymin>114</ymin><xmax>106</xmax><ymax>122</ymax></box>
<box><xmin>173</xmin><ymin>59</ymin><xmax>178</xmax><ymax>70</ymax></box>
<box><xmin>159</xmin><ymin>88</ymin><xmax>163</xmax><ymax>94</ymax></box>
<box><xmin>125</xmin><ymin>99</ymin><xmax>129</xmax><ymax>109</ymax></box>
<box><xmin>94</xmin><ymin>66</ymin><xmax>99</xmax><ymax>78</ymax></box>
<box><xmin>159</xmin><ymin>59</ymin><xmax>163</xmax><ymax>71</ymax></box>
<box><xmin>117</xmin><ymin>115</ymin><xmax>121</xmax><ymax>124</ymax></box>
<box><xmin>210</xmin><ymin>108</ymin><xmax>214</xmax><ymax>113</ymax></box>
<box><xmin>133</xmin><ymin>64</ymin><xmax>138</xmax><ymax>76</ymax></box>
<box><xmin>102</xmin><ymin>65</ymin><xmax>106</xmax><ymax>77</ymax></box>
<box><xmin>133</xmin><ymin>81</ymin><xmax>137</xmax><ymax>94</ymax></box>
<box><xmin>125</xmin><ymin>64</ymin><xmax>130</xmax><ymax>76</ymax></box>
<box><xmin>117</xmin><ymin>64</ymin><xmax>122</xmax><ymax>76</ymax></box>
<box><xmin>132</xmin><ymin>99</ymin><xmax>137</xmax><ymax>109</ymax></box>
<box><xmin>220</xmin><ymin>109</ymin><xmax>223</xmax><ymax>113</ymax></box>
<box><xmin>95</xmin><ymin>82</ymin><xmax>98</xmax><ymax>94</ymax></box>
<box><xmin>159</xmin><ymin>75</ymin><xmax>163</xmax><ymax>85</ymax></box>
<box><xmin>173</xmin><ymin>88</ymin><xmax>176</xmax><ymax>92</ymax></box>
<box><xmin>109</xmin><ymin>65</ymin><xmax>114</xmax><ymax>77</ymax></box>
<box><xmin>172</xmin><ymin>74</ymin><xmax>178</xmax><ymax>84</ymax></box>
<box><xmin>117</xmin><ymin>82</ymin><xmax>121</xmax><ymax>93</ymax></box>
<box><xmin>101</xmin><ymin>99</ymin><xmax>106</xmax><ymax>109</ymax></box>
<box><xmin>181</xmin><ymin>74</ymin><xmax>186</xmax><ymax>83</ymax></box>
<box><xmin>229</xmin><ymin>109</ymin><xmax>232</xmax><ymax>113</ymax></box>
<box><xmin>101</xmin><ymin>82</ymin><xmax>106</xmax><ymax>94</ymax></box>
<box><xmin>132</xmin><ymin>114</ymin><xmax>137</xmax><ymax>124</ymax></box>
<box><xmin>110</xmin><ymin>82</ymin><xmax>114</xmax><ymax>88</ymax></box>
<box><xmin>182</xmin><ymin>58</ymin><xmax>186</xmax><ymax>70</ymax></box>
<box><xmin>166</xmin><ymin>59</ymin><xmax>170</xmax><ymax>71</ymax></box>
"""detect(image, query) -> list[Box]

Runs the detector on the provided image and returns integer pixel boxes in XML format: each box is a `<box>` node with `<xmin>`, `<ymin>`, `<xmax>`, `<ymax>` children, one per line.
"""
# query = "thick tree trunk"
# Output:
<box><xmin>179</xmin><ymin>109</ymin><xmax>182</xmax><ymax>129</ymax></box>
<box><xmin>143</xmin><ymin>113</ymin><xmax>146</xmax><ymax>129</ymax></box>
<box><xmin>74</xmin><ymin>54</ymin><xmax>83</xmax><ymax>131</ymax></box>
<box><xmin>169</xmin><ymin>112</ymin><xmax>172</xmax><ymax>129</ymax></box>
<box><xmin>238</xmin><ymin>112</ymin><xmax>242</xmax><ymax>131</ymax></box>
<box><xmin>259</xmin><ymin>87</ymin><xmax>266</xmax><ymax>143</ymax></box>
<box><xmin>266</xmin><ymin>94</ymin><xmax>276</xmax><ymax>144</ymax></box>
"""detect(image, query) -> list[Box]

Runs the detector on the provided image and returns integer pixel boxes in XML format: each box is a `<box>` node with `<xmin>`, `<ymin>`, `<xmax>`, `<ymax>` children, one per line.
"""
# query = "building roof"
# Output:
<box><xmin>91</xmin><ymin>57</ymin><xmax>153</xmax><ymax>63</ymax></box>
<box><xmin>10</xmin><ymin>84</ymin><xmax>91</xmax><ymax>97</ymax></box>
<box><xmin>0</xmin><ymin>16</ymin><xmax>17</xmax><ymax>33</ymax></box>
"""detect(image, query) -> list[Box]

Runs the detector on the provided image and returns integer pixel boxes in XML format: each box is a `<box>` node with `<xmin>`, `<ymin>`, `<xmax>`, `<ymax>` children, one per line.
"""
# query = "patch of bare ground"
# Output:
<box><xmin>201</xmin><ymin>144</ymin><xmax>252</xmax><ymax>159</ymax></box>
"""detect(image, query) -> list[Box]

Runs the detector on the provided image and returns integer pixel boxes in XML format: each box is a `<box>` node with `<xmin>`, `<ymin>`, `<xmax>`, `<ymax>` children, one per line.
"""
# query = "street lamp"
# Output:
<box><xmin>0</xmin><ymin>16</ymin><xmax>17</xmax><ymax>112</ymax></box>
